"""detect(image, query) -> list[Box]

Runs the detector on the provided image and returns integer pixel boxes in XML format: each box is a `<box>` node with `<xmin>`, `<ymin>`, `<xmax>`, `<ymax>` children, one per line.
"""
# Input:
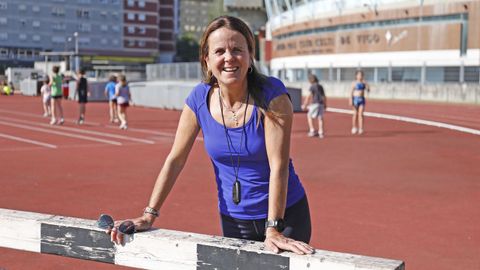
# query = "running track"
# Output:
<box><xmin>0</xmin><ymin>95</ymin><xmax>479</xmax><ymax>270</ymax></box>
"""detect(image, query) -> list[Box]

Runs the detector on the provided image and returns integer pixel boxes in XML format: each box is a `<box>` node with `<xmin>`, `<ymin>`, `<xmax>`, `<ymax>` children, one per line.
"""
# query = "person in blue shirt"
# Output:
<box><xmin>107</xmin><ymin>16</ymin><xmax>314</xmax><ymax>255</ymax></box>
<box><xmin>350</xmin><ymin>70</ymin><xmax>370</xmax><ymax>135</ymax></box>
<box><xmin>104</xmin><ymin>75</ymin><xmax>119</xmax><ymax>123</ymax></box>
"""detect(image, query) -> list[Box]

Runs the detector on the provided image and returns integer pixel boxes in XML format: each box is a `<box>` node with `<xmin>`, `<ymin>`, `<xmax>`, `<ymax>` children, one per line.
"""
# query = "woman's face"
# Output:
<box><xmin>356</xmin><ymin>72</ymin><xmax>364</xmax><ymax>81</ymax></box>
<box><xmin>205</xmin><ymin>27</ymin><xmax>251</xmax><ymax>89</ymax></box>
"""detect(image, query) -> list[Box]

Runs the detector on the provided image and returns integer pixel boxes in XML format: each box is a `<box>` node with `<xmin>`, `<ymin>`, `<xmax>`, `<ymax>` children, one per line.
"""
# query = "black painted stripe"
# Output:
<box><xmin>40</xmin><ymin>223</ymin><xmax>115</xmax><ymax>264</ymax></box>
<box><xmin>197</xmin><ymin>244</ymin><xmax>290</xmax><ymax>270</ymax></box>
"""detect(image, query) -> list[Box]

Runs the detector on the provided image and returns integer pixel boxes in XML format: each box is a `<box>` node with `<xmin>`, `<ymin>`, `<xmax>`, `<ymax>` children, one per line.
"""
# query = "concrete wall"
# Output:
<box><xmin>129</xmin><ymin>80</ymin><xmax>303</xmax><ymax>111</ymax></box>
<box><xmin>287</xmin><ymin>82</ymin><xmax>480</xmax><ymax>105</ymax></box>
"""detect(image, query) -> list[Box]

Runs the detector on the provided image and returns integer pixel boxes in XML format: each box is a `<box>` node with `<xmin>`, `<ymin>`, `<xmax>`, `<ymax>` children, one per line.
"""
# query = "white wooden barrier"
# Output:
<box><xmin>0</xmin><ymin>208</ymin><xmax>405</xmax><ymax>270</ymax></box>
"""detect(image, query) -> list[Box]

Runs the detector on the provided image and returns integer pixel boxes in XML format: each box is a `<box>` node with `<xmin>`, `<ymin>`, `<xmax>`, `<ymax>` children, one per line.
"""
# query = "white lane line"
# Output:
<box><xmin>0</xmin><ymin>132</ymin><xmax>57</xmax><ymax>149</ymax></box>
<box><xmin>103</xmin><ymin>125</ymin><xmax>204</xmax><ymax>141</ymax></box>
<box><xmin>0</xmin><ymin>121</ymin><xmax>122</xmax><ymax>146</ymax></box>
<box><xmin>0</xmin><ymin>116</ymin><xmax>155</xmax><ymax>145</ymax></box>
<box><xmin>327</xmin><ymin>108</ymin><xmax>480</xmax><ymax>136</ymax></box>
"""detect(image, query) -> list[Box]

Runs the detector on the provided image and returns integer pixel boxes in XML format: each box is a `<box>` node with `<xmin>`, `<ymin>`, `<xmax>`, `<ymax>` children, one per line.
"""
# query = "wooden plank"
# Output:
<box><xmin>0</xmin><ymin>208</ymin><xmax>54</xmax><ymax>253</ymax></box>
<box><xmin>0</xmin><ymin>208</ymin><xmax>405</xmax><ymax>270</ymax></box>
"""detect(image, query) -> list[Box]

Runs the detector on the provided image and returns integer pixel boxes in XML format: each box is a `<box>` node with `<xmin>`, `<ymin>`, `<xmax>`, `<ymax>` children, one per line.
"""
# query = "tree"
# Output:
<box><xmin>175</xmin><ymin>34</ymin><xmax>200</xmax><ymax>62</ymax></box>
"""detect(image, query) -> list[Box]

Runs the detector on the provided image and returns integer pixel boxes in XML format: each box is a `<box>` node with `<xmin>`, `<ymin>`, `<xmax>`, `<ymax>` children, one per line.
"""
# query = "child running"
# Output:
<box><xmin>104</xmin><ymin>75</ymin><xmax>119</xmax><ymax>123</ymax></box>
<box><xmin>115</xmin><ymin>75</ymin><xmax>131</xmax><ymax>130</ymax></box>
<box><xmin>75</xmin><ymin>69</ymin><xmax>89</xmax><ymax>124</ymax></box>
<box><xmin>40</xmin><ymin>77</ymin><xmax>51</xmax><ymax>117</ymax></box>
<box><xmin>49</xmin><ymin>66</ymin><xmax>64</xmax><ymax>125</ymax></box>
<box><xmin>302</xmin><ymin>74</ymin><xmax>327</xmax><ymax>138</ymax></box>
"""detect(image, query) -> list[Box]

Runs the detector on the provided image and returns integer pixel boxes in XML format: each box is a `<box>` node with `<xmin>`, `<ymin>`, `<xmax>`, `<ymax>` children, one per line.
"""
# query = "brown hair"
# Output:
<box><xmin>199</xmin><ymin>16</ymin><xmax>269</xmax><ymax>112</ymax></box>
<box><xmin>118</xmin><ymin>74</ymin><xmax>127</xmax><ymax>87</ymax></box>
<box><xmin>308</xmin><ymin>74</ymin><xmax>319</xmax><ymax>83</ymax></box>
<box><xmin>52</xmin><ymin>66</ymin><xmax>60</xmax><ymax>74</ymax></box>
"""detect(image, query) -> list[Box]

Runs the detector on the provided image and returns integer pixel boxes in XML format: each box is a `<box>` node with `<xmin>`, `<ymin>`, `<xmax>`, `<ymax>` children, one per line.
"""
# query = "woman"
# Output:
<box><xmin>108</xmin><ymin>16</ymin><xmax>314</xmax><ymax>255</ymax></box>
<box><xmin>350</xmin><ymin>70</ymin><xmax>370</xmax><ymax>135</ymax></box>
<box><xmin>302</xmin><ymin>74</ymin><xmax>327</xmax><ymax>138</ymax></box>
<box><xmin>115</xmin><ymin>75</ymin><xmax>131</xmax><ymax>130</ymax></box>
<box><xmin>49</xmin><ymin>66</ymin><xmax>64</xmax><ymax>125</ymax></box>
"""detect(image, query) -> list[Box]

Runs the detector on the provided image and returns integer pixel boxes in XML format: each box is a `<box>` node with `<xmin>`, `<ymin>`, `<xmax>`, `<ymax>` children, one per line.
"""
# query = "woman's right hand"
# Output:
<box><xmin>106</xmin><ymin>215</ymin><xmax>155</xmax><ymax>245</ymax></box>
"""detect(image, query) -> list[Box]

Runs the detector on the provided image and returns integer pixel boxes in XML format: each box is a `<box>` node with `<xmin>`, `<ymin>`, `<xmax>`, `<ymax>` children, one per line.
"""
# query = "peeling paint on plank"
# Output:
<box><xmin>40</xmin><ymin>224</ymin><xmax>115</xmax><ymax>264</ymax></box>
<box><xmin>197</xmin><ymin>244</ymin><xmax>289</xmax><ymax>270</ymax></box>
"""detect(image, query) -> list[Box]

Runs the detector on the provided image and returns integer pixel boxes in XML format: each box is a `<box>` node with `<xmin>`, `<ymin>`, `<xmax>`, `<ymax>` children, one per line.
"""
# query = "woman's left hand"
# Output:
<box><xmin>264</xmin><ymin>229</ymin><xmax>315</xmax><ymax>255</ymax></box>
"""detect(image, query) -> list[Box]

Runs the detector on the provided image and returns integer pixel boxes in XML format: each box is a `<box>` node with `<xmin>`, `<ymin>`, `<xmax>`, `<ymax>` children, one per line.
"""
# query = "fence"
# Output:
<box><xmin>0</xmin><ymin>208</ymin><xmax>405</xmax><ymax>270</ymax></box>
<box><xmin>145</xmin><ymin>63</ymin><xmax>480</xmax><ymax>104</ymax></box>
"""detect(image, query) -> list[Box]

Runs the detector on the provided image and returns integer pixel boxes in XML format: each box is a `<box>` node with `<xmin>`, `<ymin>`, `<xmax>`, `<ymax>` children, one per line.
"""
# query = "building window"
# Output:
<box><xmin>112</xmin><ymin>25</ymin><xmax>120</xmax><ymax>32</ymax></box>
<box><xmin>0</xmin><ymin>33</ymin><xmax>8</xmax><ymax>40</ymax></box>
<box><xmin>32</xmin><ymin>21</ymin><xmax>40</xmax><ymax>28</ymax></box>
<box><xmin>127</xmin><ymin>0</ymin><xmax>134</xmax><ymax>7</ymax></box>
<box><xmin>100</xmin><ymin>38</ymin><xmax>108</xmax><ymax>45</ymax></box>
<box><xmin>32</xmin><ymin>5</ymin><xmax>40</xmax><ymax>12</ymax></box>
<box><xmin>138</xmin><ymin>26</ymin><xmax>146</xmax><ymax>34</ymax></box>
<box><xmin>78</xmin><ymin>37</ymin><xmax>90</xmax><ymax>46</ymax></box>
<box><xmin>0</xmin><ymin>2</ymin><xmax>7</xmax><ymax>9</ymax></box>
<box><xmin>112</xmin><ymin>39</ymin><xmax>119</xmax><ymax>45</ymax></box>
<box><xmin>127</xmin><ymin>13</ymin><xmax>135</xmax><ymax>20</ymax></box>
<box><xmin>77</xmin><ymin>9</ymin><xmax>90</xmax><ymax>18</ymax></box>
<box><xmin>392</xmin><ymin>67</ymin><xmax>421</xmax><ymax>82</ymax></box>
<box><xmin>128</xmin><ymin>40</ymin><xmax>135</xmax><ymax>46</ymax></box>
<box><xmin>20</xmin><ymin>19</ymin><xmax>26</xmax><ymax>27</ymax></box>
<box><xmin>0</xmin><ymin>17</ymin><xmax>7</xmax><ymax>25</ymax></box>
<box><xmin>127</xmin><ymin>26</ymin><xmax>135</xmax><ymax>34</ymax></box>
<box><xmin>111</xmin><ymin>0</ymin><xmax>120</xmax><ymax>4</ymax></box>
<box><xmin>138</xmin><ymin>40</ymin><xmax>146</xmax><ymax>47</ymax></box>
<box><xmin>51</xmin><ymin>7</ymin><xmax>65</xmax><ymax>16</ymax></box>
<box><xmin>138</xmin><ymin>0</ymin><xmax>145</xmax><ymax>8</ymax></box>
<box><xmin>52</xmin><ymin>36</ymin><xmax>65</xmax><ymax>44</ymax></box>
<box><xmin>77</xmin><ymin>23</ymin><xmax>91</xmax><ymax>32</ymax></box>
<box><xmin>138</xmin><ymin>14</ymin><xmax>146</xmax><ymax>21</ymax></box>
<box><xmin>19</xmin><ymin>34</ymin><xmax>27</xmax><ymax>40</ymax></box>
<box><xmin>100</xmin><ymin>25</ymin><xmax>108</xmax><ymax>31</ymax></box>
<box><xmin>32</xmin><ymin>35</ymin><xmax>41</xmax><ymax>41</ymax></box>
<box><xmin>78</xmin><ymin>0</ymin><xmax>91</xmax><ymax>3</ymax></box>
<box><xmin>464</xmin><ymin>66</ymin><xmax>480</xmax><ymax>83</ymax></box>
<box><xmin>112</xmin><ymin>12</ymin><xmax>118</xmax><ymax>18</ymax></box>
<box><xmin>100</xmin><ymin>11</ymin><xmax>107</xmax><ymax>18</ymax></box>
<box><xmin>52</xmin><ymin>23</ymin><xmax>66</xmax><ymax>31</ymax></box>
<box><xmin>18</xmin><ymin>4</ymin><xmax>26</xmax><ymax>11</ymax></box>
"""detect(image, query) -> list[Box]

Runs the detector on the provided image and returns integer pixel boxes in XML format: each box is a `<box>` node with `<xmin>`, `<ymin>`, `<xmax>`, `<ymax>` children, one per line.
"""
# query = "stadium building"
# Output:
<box><xmin>264</xmin><ymin>0</ymin><xmax>480</xmax><ymax>84</ymax></box>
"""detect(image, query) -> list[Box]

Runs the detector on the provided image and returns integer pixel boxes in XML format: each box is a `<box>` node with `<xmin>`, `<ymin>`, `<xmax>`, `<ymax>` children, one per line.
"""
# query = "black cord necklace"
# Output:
<box><xmin>219</xmin><ymin>87</ymin><xmax>249</xmax><ymax>205</ymax></box>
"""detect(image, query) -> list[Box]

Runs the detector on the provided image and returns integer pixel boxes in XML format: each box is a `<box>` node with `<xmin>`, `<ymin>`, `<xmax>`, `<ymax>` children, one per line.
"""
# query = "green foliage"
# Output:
<box><xmin>175</xmin><ymin>34</ymin><xmax>200</xmax><ymax>62</ymax></box>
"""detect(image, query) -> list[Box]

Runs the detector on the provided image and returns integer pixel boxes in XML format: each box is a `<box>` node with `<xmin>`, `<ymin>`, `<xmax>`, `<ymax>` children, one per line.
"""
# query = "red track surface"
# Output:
<box><xmin>0</xmin><ymin>95</ymin><xmax>479</xmax><ymax>270</ymax></box>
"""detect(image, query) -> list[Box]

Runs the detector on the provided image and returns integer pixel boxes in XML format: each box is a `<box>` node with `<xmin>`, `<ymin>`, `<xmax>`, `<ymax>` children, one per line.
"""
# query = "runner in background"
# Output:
<box><xmin>40</xmin><ymin>77</ymin><xmax>51</xmax><ymax>117</ymax></box>
<box><xmin>115</xmin><ymin>75</ymin><xmax>131</xmax><ymax>130</ymax></box>
<box><xmin>350</xmin><ymin>70</ymin><xmax>370</xmax><ymax>135</ymax></box>
<box><xmin>74</xmin><ymin>69</ymin><xmax>89</xmax><ymax>125</ymax></box>
<box><xmin>62</xmin><ymin>75</ymin><xmax>69</xmax><ymax>99</ymax></box>
<box><xmin>49</xmin><ymin>66</ymin><xmax>65</xmax><ymax>125</ymax></box>
<box><xmin>104</xmin><ymin>75</ymin><xmax>119</xmax><ymax>123</ymax></box>
<box><xmin>302</xmin><ymin>74</ymin><xmax>327</xmax><ymax>138</ymax></box>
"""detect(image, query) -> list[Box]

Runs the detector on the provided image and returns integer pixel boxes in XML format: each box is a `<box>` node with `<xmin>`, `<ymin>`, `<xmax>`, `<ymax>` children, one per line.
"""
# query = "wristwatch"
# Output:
<box><xmin>265</xmin><ymin>218</ymin><xmax>285</xmax><ymax>233</ymax></box>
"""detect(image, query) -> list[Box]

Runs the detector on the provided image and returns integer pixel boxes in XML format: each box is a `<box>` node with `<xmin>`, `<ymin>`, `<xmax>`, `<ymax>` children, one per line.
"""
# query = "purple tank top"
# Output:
<box><xmin>185</xmin><ymin>76</ymin><xmax>305</xmax><ymax>219</ymax></box>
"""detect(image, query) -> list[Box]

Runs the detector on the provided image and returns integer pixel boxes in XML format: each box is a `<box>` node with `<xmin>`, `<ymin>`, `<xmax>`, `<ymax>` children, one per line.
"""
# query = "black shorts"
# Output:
<box><xmin>78</xmin><ymin>95</ymin><xmax>88</xmax><ymax>103</ymax></box>
<box><xmin>220</xmin><ymin>195</ymin><xmax>312</xmax><ymax>243</ymax></box>
<box><xmin>109</xmin><ymin>98</ymin><xmax>117</xmax><ymax>104</ymax></box>
<box><xmin>51</xmin><ymin>95</ymin><xmax>62</xmax><ymax>99</ymax></box>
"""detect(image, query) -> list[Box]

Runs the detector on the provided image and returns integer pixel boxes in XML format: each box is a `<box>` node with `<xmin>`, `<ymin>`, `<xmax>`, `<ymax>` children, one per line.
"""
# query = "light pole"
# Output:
<box><xmin>74</xmin><ymin>32</ymin><xmax>80</xmax><ymax>72</ymax></box>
